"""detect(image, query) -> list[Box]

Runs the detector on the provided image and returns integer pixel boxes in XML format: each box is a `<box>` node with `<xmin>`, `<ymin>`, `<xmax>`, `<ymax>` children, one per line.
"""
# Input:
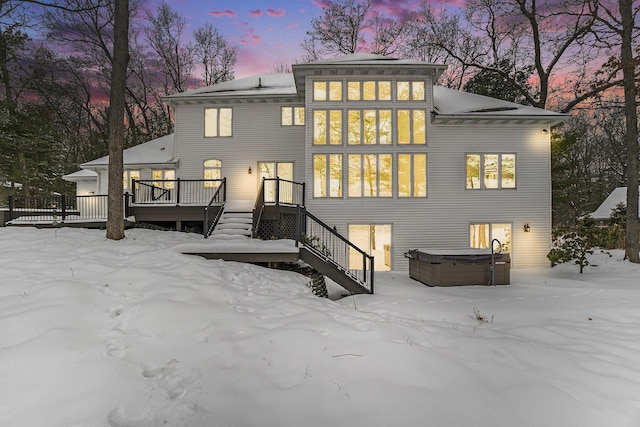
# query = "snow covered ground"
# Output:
<box><xmin>1</xmin><ymin>227</ymin><xmax>640</xmax><ymax>427</ymax></box>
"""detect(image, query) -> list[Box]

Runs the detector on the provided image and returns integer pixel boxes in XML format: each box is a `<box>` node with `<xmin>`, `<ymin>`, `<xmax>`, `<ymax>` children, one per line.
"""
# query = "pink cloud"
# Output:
<box><xmin>209</xmin><ymin>9</ymin><xmax>237</xmax><ymax>18</ymax></box>
<box><xmin>241</xmin><ymin>28</ymin><xmax>261</xmax><ymax>46</ymax></box>
<box><xmin>249</xmin><ymin>9</ymin><xmax>262</xmax><ymax>17</ymax></box>
<box><xmin>266</xmin><ymin>8</ymin><xmax>286</xmax><ymax>17</ymax></box>
<box><xmin>286</xmin><ymin>23</ymin><xmax>299</xmax><ymax>30</ymax></box>
<box><xmin>311</xmin><ymin>0</ymin><xmax>332</xmax><ymax>8</ymax></box>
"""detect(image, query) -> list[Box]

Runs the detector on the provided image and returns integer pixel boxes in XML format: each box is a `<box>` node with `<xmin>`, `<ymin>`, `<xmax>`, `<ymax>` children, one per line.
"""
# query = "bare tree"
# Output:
<box><xmin>301</xmin><ymin>0</ymin><xmax>413</xmax><ymax>60</ymax></box>
<box><xmin>413</xmin><ymin>0</ymin><xmax>623</xmax><ymax>112</ymax></box>
<box><xmin>192</xmin><ymin>23</ymin><xmax>236</xmax><ymax>86</ymax></box>
<box><xmin>144</xmin><ymin>1</ymin><xmax>193</xmax><ymax>94</ymax></box>
<box><xmin>105</xmin><ymin>0</ymin><xmax>128</xmax><ymax>240</ymax></box>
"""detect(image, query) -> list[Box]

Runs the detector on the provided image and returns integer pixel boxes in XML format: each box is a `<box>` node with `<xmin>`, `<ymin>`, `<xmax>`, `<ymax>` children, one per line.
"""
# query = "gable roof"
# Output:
<box><xmin>62</xmin><ymin>169</ymin><xmax>97</xmax><ymax>182</ymax></box>
<box><xmin>591</xmin><ymin>187</ymin><xmax>640</xmax><ymax>220</ymax></box>
<box><xmin>81</xmin><ymin>134</ymin><xmax>176</xmax><ymax>169</ymax></box>
<box><xmin>432</xmin><ymin>86</ymin><xmax>568</xmax><ymax>125</ymax></box>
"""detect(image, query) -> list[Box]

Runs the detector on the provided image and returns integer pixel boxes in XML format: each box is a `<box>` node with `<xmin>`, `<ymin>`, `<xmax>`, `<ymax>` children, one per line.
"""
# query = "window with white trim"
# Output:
<box><xmin>347</xmin><ymin>109</ymin><xmax>392</xmax><ymax>145</ymax></box>
<box><xmin>466</xmin><ymin>153</ymin><xmax>516</xmax><ymax>189</ymax></box>
<box><xmin>152</xmin><ymin>169</ymin><xmax>175</xmax><ymax>189</ymax></box>
<box><xmin>313</xmin><ymin>154</ymin><xmax>342</xmax><ymax>198</ymax></box>
<box><xmin>204</xmin><ymin>107</ymin><xmax>232</xmax><ymax>137</ymax></box>
<box><xmin>348</xmin><ymin>154</ymin><xmax>392</xmax><ymax>197</ymax></box>
<box><xmin>397</xmin><ymin>109</ymin><xmax>426</xmax><ymax>144</ymax></box>
<box><xmin>470</xmin><ymin>223</ymin><xmax>511</xmax><ymax>252</ymax></box>
<box><xmin>397</xmin><ymin>81</ymin><xmax>425</xmax><ymax>101</ymax></box>
<box><xmin>281</xmin><ymin>106</ymin><xmax>305</xmax><ymax>126</ymax></box>
<box><xmin>398</xmin><ymin>154</ymin><xmax>427</xmax><ymax>197</ymax></box>
<box><xmin>203</xmin><ymin>159</ymin><xmax>222</xmax><ymax>187</ymax></box>
<box><xmin>314</xmin><ymin>81</ymin><xmax>342</xmax><ymax>101</ymax></box>
<box><xmin>123</xmin><ymin>170</ymin><xmax>140</xmax><ymax>191</ymax></box>
<box><xmin>313</xmin><ymin>110</ymin><xmax>342</xmax><ymax>145</ymax></box>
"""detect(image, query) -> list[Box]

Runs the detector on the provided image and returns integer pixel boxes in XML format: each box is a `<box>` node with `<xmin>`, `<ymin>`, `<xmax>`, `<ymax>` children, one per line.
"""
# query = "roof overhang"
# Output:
<box><xmin>165</xmin><ymin>94</ymin><xmax>303</xmax><ymax>106</ymax></box>
<box><xmin>431</xmin><ymin>113</ymin><xmax>569</xmax><ymax>126</ymax></box>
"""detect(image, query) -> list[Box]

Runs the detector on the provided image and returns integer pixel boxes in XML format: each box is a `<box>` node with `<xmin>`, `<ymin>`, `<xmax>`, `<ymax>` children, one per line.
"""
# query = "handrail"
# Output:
<box><xmin>252</xmin><ymin>177</ymin><xmax>266</xmax><ymax>238</ymax></box>
<box><xmin>132</xmin><ymin>179</ymin><xmax>222</xmax><ymax>205</ymax></box>
<box><xmin>294</xmin><ymin>206</ymin><xmax>374</xmax><ymax>294</ymax></box>
<box><xmin>262</xmin><ymin>177</ymin><xmax>305</xmax><ymax>206</ymax></box>
<box><xmin>203</xmin><ymin>178</ymin><xmax>227</xmax><ymax>238</ymax></box>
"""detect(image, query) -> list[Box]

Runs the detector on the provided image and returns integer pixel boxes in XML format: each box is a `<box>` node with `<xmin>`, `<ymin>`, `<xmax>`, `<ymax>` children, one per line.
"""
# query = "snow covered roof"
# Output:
<box><xmin>432</xmin><ymin>86</ymin><xmax>568</xmax><ymax>124</ymax></box>
<box><xmin>302</xmin><ymin>52</ymin><xmax>440</xmax><ymax>67</ymax></box>
<box><xmin>292</xmin><ymin>53</ymin><xmax>447</xmax><ymax>96</ymax></box>
<box><xmin>81</xmin><ymin>134</ymin><xmax>176</xmax><ymax>169</ymax></box>
<box><xmin>164</xmin><ymin>74</ymin><xmax>298</xmax><ymax>103</ymax></box>
<box><xmin>62</xmin><ymin>169</ymin><xmax>97</xmax><ymax>182</ymax></box>
<box><xmin>591</xmin><ymin>187</ymin><xmax>640</xmax><ymax>220</ymax></box>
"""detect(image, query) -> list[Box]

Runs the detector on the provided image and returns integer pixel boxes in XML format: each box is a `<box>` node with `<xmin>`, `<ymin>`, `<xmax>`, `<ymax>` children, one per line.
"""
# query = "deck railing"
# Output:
<box><xmin>262</xmin><ymin>178</ymin><xmax>305</xmax><ymax>206</ymax></box>
<box><xmin>203</xmin><ymin>178</ymin><xmax>227</xmax><ymax>238</ymax></box>
<box><xmin>6</xmin><ymin>194</ymin><xmax>112</xmax><ymax>223</ymax></box>
<box><xmin>295</xmin><ymin>206</ymin><xmax>374</xmax><ymax>294</ymax></box>
<box><xmin>132</xmin><ymin>179</ymin><xmax>223</xmax><ymax>205</ymax></box>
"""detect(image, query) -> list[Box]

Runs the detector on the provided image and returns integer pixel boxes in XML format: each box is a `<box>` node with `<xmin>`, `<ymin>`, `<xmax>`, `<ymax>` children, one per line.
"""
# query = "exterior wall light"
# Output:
<box><xmin>542</xmin><ymin>128</ymin><xmax>549</xmax><ymax>133</ymax></box>
<box><xmin>248</xmin><ymin>166</ymin><xmax>252</xmax><ymax>175</ymax></box>
<box><xmin>523</xmin><ymin>223</ymin><xmax>531</xmax><ymax>232</ymax></box>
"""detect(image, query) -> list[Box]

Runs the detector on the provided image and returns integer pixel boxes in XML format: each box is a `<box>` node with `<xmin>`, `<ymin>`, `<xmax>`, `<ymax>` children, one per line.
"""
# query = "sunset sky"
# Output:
<box><xmin>156</xmin><ymin>0</ymin><xmax>454</xmax><ymax>78</ymax></box>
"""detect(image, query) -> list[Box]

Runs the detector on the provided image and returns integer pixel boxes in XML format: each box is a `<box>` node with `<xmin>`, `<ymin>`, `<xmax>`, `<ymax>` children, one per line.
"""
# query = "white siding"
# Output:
<box><xmin>174</xmin><ymin>102</ymin><xmax>305</xmax><ymax>201</ymax></box>
<box><xmin>304</xmin><ymin>73</ymin><xmax>551</xmax><ymax>269</ymax></box>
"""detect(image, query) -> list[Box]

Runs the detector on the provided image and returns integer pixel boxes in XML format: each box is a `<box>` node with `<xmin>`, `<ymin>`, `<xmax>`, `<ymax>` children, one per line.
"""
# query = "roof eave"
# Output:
<box><xmin>431</xmin><ymin>112</ymin><xmax>569</xmax><ymax>126</ymax></box>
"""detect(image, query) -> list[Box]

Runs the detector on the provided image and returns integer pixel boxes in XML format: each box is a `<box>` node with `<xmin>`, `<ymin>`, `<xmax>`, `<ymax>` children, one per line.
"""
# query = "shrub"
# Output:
<box><xmin>548</xmin><ymin>216</ymin><xmax>610</xmax><ymax>273</ymax></box>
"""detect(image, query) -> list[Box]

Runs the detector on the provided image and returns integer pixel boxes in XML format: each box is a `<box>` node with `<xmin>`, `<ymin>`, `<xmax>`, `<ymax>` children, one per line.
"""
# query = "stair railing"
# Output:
<box><xmin>203</xmin><ymin>178</ymin><xmax>227</xmax><ymax>238</ymax></box>
<box><xmin>295</xmin><ymin>206</ymin><xmax>374</xmax><ymax>294</ymax></box>
<box><xmin>252</xmin><ymin>177</ymin><xmax>266</xmax><ymax>238</ymax></box>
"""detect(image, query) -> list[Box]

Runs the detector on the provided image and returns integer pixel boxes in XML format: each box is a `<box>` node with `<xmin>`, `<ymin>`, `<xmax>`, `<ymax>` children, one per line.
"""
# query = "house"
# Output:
<box><xmin>67</xmin><ymin>53</ymin><xmax>567</xmax><ymax>272</ymax></box>
<box><xmin>591</xmin><ymin>186</ymin><xmax>640</xmax><ymax>222</ymax></box>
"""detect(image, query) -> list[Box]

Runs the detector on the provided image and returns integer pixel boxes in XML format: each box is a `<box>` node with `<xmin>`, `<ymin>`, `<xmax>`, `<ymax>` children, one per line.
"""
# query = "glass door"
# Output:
<box><xmin>258</xmin><ymin>162</ymin><xmax>294</xmax><ymax>203</ymax></box>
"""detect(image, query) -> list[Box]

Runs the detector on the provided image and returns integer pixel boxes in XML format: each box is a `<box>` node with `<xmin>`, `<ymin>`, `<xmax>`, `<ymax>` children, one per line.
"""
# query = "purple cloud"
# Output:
<box><xmin>209</xmin><ymin>9</ymin><xmax>237</xmax><ymax>18</ymax></box>
<box><xmin>266</xmin><ymin>8</ymin><xmax>286</xmax><ymax>17</ymax></box>
<box><xmin>249</xmin><ymin>9</ymin><xmax>262</xmax><ymax>17</ymax></box>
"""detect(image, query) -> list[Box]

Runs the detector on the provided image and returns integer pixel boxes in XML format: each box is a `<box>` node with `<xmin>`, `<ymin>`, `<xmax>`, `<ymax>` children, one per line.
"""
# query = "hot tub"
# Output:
<box><xmin>405</xmin><ymin>249</ymin><xmax>510</xmax><ymax>287</ymax></box>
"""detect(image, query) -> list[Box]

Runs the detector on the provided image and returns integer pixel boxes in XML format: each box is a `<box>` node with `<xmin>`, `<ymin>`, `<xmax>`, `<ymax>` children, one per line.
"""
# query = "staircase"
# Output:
<box><xmin>210</xmin><ymin>200</ymin><xmax>253</xmax><ymax>239</ymax></box>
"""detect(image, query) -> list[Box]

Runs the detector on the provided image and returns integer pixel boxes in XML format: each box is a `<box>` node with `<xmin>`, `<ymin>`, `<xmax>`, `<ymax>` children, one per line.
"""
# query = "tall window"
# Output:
<box><xmin>123</xmin><ymin>170</ymin><xmax>140</xmax><ymax>191</ymax></box>
<box><xmin>347</xmin><ymin>110</ymin><xmax>392</xmax><ymax>145</ymax></box>
<box><xmin>313</xmin><ymin>154</ymin><xmax>342</xmax><ymax>197</ymax></box>
<box><xmin>313</xmin><ymin>110</ymin><xmax>342</xmax><ymax>145</ymax></box>
<box><xmin>152</xmin><ymin>169</ymin><xmax>175</xmax><ymax>189</ymax></box>
<box><xmin>314</xmin><ymin>81</ymin><xmax>342</xmax><ymax>101</ymax></box>
<box><xmin>281</xmin><ymin>106</ymin><xmax>305</xmax><ymax>126</ymax></box>
<box><xmin>470</xmin><ymin>223</ymin><xmax>512</xmax><ymax>253</ymax></box>
<box><xmin>397</xmin><ymin>81</ymin><xmax>425</xmax><ymax>101</ymax></box>
<box><xmin>397</xmin><ymin>110</ymin><xmax>426</xmax><ymax>144</ymax></box>
<box><xmin>466</xmin><ymin>153</ymin><xmax>516</xmax><ymax>189</ymax></box>
<box><xmin>348</xmin><ymin>154</ymin><xmax>392</xmax><ymax>197</ymax></box>
<box><xmin>203</xmin><ymin>159</ymin><xmax>222</xmax><ymax>187</ymax></box>
<box><xmin>398</xmin><ymin>154</ymin><xmax>427</xmax><ymax>197</ymax></box>
<box><xmin>204</xmin><ymin>108</ymin><xmax>232</xmax><ymax>137</ymax></box>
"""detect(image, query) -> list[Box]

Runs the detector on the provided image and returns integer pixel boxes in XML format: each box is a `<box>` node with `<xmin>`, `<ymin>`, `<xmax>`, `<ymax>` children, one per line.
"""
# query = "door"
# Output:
<box><xmin>258</xmin><ymin>162</ymin><xmax>294</xmax><ymax>203</ymax></box>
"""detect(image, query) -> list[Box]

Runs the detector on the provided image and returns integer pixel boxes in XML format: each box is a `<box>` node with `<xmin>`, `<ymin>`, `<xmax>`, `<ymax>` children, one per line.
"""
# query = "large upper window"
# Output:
<box><xmin>397</xmin><ymin>81</ymin><xmax>426</xmax><ymax>101</ymax></box>
<box><xmin>204</xmin><ymin>108</ymin><xmax>232</xmax><ymax>137</ymax></box>
<box><xmin>313</xmin><ymin>154</ymin><xmax>342</xmax><ymax>198</ymax></box>
<box><xmin>466</xmin><ymin>153</ymin><xmax>516</xmax><ymax>189</ymax></box>
<box><xmin>347</xmin><ymin>110</ymin><xmax>392</xmax><ymax>145</ymax></box>
<box><xmin>281</xmin><ymin>106</ymin><xmax>305</xmax><ymax>126</ymax></box>
<box><xmin>398</xmin><ymin>154</ymin><xmax>427</xmax><ymax>197</ymax></box>
<box><xmin>313</xmin><ymin>110</ymin><xmax>342</xmax><ymax>145</ymax></box>
<box><xmin>347</xmin><ymin>81</ymin><xmax>392</xmax><ymax>101</ymax></box>
<box><xmin>314</xmin><ymin>81</ymin><xmax>342</xmax><ymax>101</ymax></box>
<box><xmin>397</xmin><ymin>110</ymin><xmax>426</xmax><ymax>144</ymax></box>
<box><xmin>348</xmin><ymin>154</ymin><xmax>392</xmax><ymax>197</ymax></box>
<box><xmin>470</xmin><ymin>223</ymin><xmax>511</xmax><ymax>253</ymax></box>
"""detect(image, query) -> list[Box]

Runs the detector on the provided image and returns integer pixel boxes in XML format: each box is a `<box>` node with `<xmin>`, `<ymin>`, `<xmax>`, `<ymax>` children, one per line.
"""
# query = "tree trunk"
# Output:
<box><xmin>105</xmin><ymin>0</ymin><xmax>129</xmax><ymax>240</ymax></box>
<box><xmin>619</xmin><ymin>0</ymin><xmax>639</xmax><ymax>262</ymax></box>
